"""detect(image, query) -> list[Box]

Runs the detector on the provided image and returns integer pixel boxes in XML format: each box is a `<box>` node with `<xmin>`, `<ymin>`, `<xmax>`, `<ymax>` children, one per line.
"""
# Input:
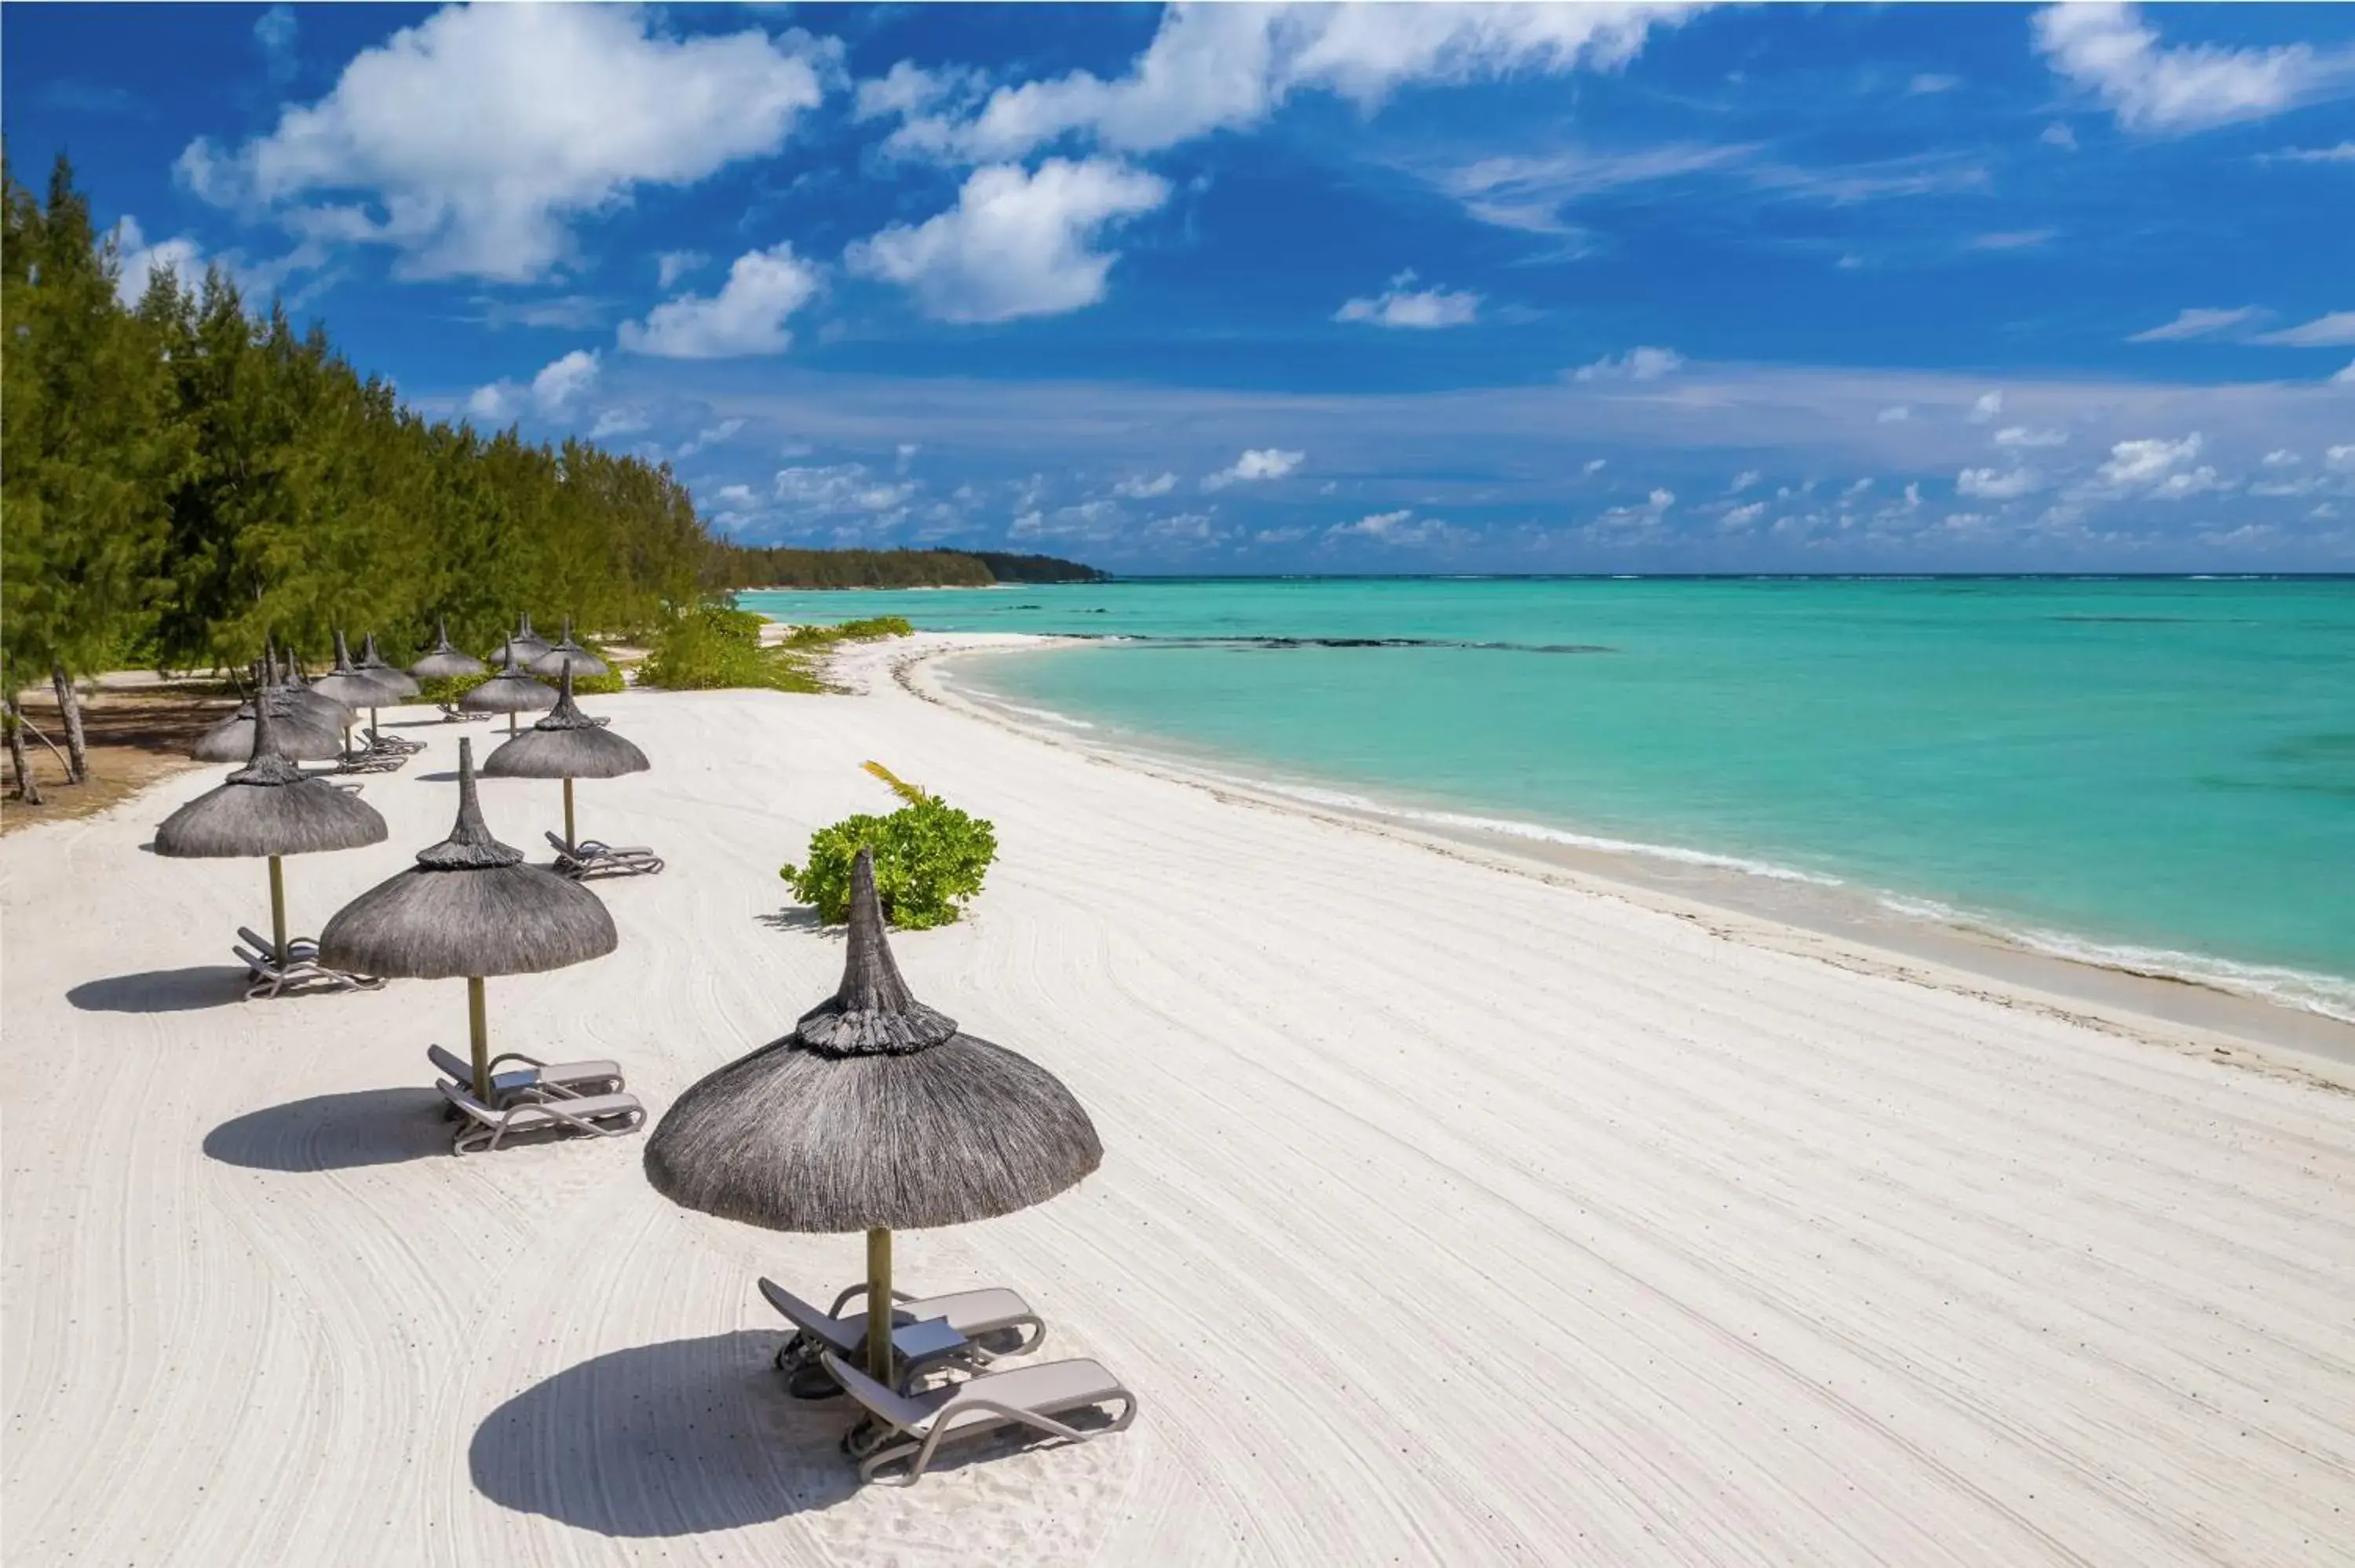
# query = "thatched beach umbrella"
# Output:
<box><xmin>492</xmin><ymin>612</ymin><xmax>552</xmax><ymax>666</ymax></box>
<box><xmin>269</xmin><ymin>645</ymin><xmax>355</xmax><ymax>731</ymax></box>
<box><xmin>318</xmin><ymin>738</ymin><xmax>617</xmax><ymax>1101</ymax></box>
<box><xmin>348</xmin><ymin>631</ymin><xmax>421</xmax><ymax>743</ymax></box>
<box><xmin>157</xmin><ymin>701</ymin><xmax>389</xmax><ymax>968</ymax></box>
<box><xmin>192</xmin><ymin>687</ymin><xmax>346</xmax><ymax>764</ymax></box>
<box><xmin>461</xmin><ymin>647</ymin><xmax>558</xmax><ymax>735</ymax></box>
<box><xmin>645</xmin><ymin>849</ymin><xmax>1102</xmax><ymax>1386</ymax></box>
<box><xmin>410</xmin><ymin>618</ymin><xmax>487</xmax><ymax>681</ymax></box>
<box><xmin>528</xmin><ymin>618</ymin><xmax>608</xmax><ymax>680</ymax></box>
<box><xmin>482</xmin><ymin>667</ymin><xmax>647</xmax><ymax>849</ymax></box>
<box><xmin>355</xmin><ymin>634</ymin><xmax>422</xmax><ymax>699</ymax></box>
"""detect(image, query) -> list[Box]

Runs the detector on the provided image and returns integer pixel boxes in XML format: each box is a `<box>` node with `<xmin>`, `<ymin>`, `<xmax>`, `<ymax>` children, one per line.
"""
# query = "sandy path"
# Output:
<box><xmin>4</xmin><ymin>640</ymin><xmax>2351</xmax><ymax>1566</ymax></box>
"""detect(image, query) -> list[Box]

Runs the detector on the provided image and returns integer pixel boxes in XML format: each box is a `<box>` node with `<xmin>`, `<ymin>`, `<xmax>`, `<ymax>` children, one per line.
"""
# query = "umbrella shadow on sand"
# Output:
<box><xmin>469</xmin><ymin>1331</ymin><xmax>865</xmax><ymax>1534</ymax></box>
<box><xmin>203</xmin><ymin>1086</ymin><xmax>450</xmax><ymax>1170</ymax></box>
<box><xmin>68</xmin><ymin>966</ymin><xmax>257</xmax><ymax>1013</ymax></box>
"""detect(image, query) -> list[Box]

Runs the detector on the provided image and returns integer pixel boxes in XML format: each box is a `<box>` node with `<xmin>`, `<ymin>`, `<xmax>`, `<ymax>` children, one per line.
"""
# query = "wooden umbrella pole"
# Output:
<box><xmin>562</xmin><ymin>777</ymin><xmax>575</xmax><ymax>851</ymax></box>
<box><xmin>866</xmin><ymin>1227</ymin><xmax>894</xmax><ymax>1386</ymax></box>
<box><xmin>268</xmin><ymin>855</ymin><xmax>289</xmax><ymax>968</ymax></box>
<box><xmin>509</xmin><ymin>711</ymin><xmax>518</xmax><ymax>738</ymax></box>
<box><xmin>468</xmin><ymin>976</ymin><xmax>491</xmax><ymax>1102</ymax></box>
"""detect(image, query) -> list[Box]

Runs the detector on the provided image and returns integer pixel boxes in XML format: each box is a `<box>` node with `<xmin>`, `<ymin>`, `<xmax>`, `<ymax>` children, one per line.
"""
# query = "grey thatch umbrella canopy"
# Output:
<box><xmin>355</xmin><ymin>633</ymin><xmax>422</xmax><ymax>699</ymax></box>
<box><xmin>483</xmin><ymin>667</ymin><xmax>648</xmax><ymax>849</ymax></box>
<box><xmin>311</xmin><ymin>629</ymin><xmax>403</xmax><ymax>714</ymax></box>
<box><xmin>157</xmin><ymin>701</ymin><xmax>389</xmax><ymax>968</ymax></box>
<box><xmin>270</xmin><ymin>646</ymin><xmax>355</xmax><ymax>730</ymax></box>
<box><xmin>645</xmin><ymin>848</ymin><xmax>1102</xmax><ymax>1384</ymax></box>
<box><xmin>528</xmin><ymin>618</ymin><xmax>609</xmax><ymax>680</ymax></box>
<box><xmin>192</xmin><ymin>689</ymin><xmax>345</xmax><ymax>763</ymax></box>
<box><xmin>318</xmin><ymin>738</ymin><xmax>617</xmax><ymax>1100</ymax></box>
<box><xmin>492</xmin><ymin>612</ymin><xmax>553</xmax><ymax>665</ymax></box>
<box><xmin>410</xmin><ymin>618</ymin><xmax>487</xmax><ymax>681</ymax></box>
<box><xmin>460</xmin><ymin>647</ymin><xmax>558</xmax><ymax>735</ymax></box>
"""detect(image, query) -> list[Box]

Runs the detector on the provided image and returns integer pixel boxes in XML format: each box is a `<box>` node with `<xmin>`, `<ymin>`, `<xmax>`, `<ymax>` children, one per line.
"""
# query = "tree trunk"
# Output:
<box><xmin>4</xmin><ymin>699</ymin><xmax>42</xmax><ymax>805</ymax></box>
<box><xmin>50</xmin><ymin>665</ymin><xmax>89</xmax><ymax>784</ymax></box>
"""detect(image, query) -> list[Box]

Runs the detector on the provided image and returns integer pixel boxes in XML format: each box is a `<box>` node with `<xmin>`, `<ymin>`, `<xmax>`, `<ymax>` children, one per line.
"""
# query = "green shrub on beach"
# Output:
<box><xmin>638</xmin><ymin>605</ymin><xmax>820</xmax><ymax>693</ymax></box>
<box><xmin>781</xmin><ymin>762</ymin><xmax>998</xmax><ymax>928</ymax></box>
<box><xmin>641</xmin><ymin>606</ymin><xmax>911</xmax><ymax>693</ymax></box>
<box><xmin>781</xmin><ymin>614</ymin><xmax>915</xmax><ymax>647</ymax></box>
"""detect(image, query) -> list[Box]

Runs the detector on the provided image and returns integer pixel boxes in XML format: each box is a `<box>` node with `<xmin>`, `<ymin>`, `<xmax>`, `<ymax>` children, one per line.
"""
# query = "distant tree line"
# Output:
<box><xmin>0</xmin><ymin>153</ymin><xmax>1103</xmax><ymax>800</ymax></box>
<box><xmin>1</xmin><ymin>152</ymin><xmax>714</xmax><ymax>794</ymax></box>
<box><xmin>703</xmin><ymin>545</ymin><xmax>1107</xmax><ymax>589</ymax></box>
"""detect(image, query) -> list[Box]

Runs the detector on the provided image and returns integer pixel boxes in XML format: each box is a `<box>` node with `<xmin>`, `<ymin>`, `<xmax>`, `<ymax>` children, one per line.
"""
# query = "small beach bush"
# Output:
<box><xmin>780</xmin><ymin>763</ymin><xmax>998</xmax><ymax>928</ymax></box>
<box><xmin>638</xmin><ymin>604</ymin><xmax>821</xmax><ymax>693</ymax></box>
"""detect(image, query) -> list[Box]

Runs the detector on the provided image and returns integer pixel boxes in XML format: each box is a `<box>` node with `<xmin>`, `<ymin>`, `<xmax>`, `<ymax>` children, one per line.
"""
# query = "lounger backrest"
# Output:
<box><xmin>757</xmin><ymin>1278</ymin><xmax>860</xmax><ymax>1355</ymax></box>
<box><xmin>426</xmin><ymin>1044</ymin><xmax>476</xmax><ymax>1085</ymax></box>
<box><xmin>820</xmin><ymin>1351</ymin><xmax>935</xmax><ymax>1432</ymax></box>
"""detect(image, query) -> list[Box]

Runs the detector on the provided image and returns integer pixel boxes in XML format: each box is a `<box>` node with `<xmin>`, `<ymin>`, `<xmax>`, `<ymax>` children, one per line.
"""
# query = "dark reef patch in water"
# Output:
<box><xmin>1111</xmin><ymin>635</ymin><xmax>1616</xmax><ymax>655</ymax></box>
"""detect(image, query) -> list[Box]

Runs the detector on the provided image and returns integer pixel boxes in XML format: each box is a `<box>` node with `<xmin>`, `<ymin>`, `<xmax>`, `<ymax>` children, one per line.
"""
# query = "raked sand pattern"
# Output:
<box><xmin>5</xmin><ymin>634</ymin><xmax>2353</xmax><ymax>1566</ymax></box>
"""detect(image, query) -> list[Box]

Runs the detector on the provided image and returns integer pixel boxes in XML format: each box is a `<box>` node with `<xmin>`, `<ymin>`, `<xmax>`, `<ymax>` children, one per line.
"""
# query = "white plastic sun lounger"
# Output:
<box><xmin>436</xmin><ymin>702</ymin><xmax>492</xmax><ymax>724</ymax></box>
<box><xmin>232</xmin><ymin>934</ymin><xmax>383</xmax><ymax>1001</ymax></box>
<box><xmin>546</xmin><ymin>831</ymin><xmax>664</xmax><ymax>879</ymax></box>
<box><xmin>436</xmin><ymin>1080</ymin><xmax>644</xmax><ymax>1154</ymax></box>
<box><xmin>426</xmin><ymin>1043</ymin><xmax>623</xmax><ymax>1107</ymax></box>
<box><xmin>759</xmin><ymin>1278</ymin><xmax>1046</xmax><ymax>1386</ymax></box>
<box><xmin>820</xmin><ymin>1350</ymin><xmax>1137</xmax><ymax>1485</ymax></box>
<box><xmin>366</xmin><ymin>727</ymin><xmax>427</xmax><ymax>755</ymax></box>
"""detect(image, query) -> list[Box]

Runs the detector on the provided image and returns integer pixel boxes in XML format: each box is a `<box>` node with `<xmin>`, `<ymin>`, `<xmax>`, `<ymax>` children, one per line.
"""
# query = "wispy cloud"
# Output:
<box><xmin>2252</xmin><ymin>312</ymin><xmax>2355</xmax><ymax>348</ymax></box>
<box><xmin>2127</xmin><ymin>306</ymin><xmax>2262</xmax><ymax>342</ymax></box>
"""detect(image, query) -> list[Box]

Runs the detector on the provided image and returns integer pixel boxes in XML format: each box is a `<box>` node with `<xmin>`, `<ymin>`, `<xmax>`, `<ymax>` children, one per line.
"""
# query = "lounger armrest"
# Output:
<box><xmin>487</xmin><ymin>1049</ymin><xmax>553</xmax><ymax>1070</ymax></box>
<box><xmin>827</xmin><ymin>1282</ymin><xmax>921</xmax><ymax>1318</ymax></box>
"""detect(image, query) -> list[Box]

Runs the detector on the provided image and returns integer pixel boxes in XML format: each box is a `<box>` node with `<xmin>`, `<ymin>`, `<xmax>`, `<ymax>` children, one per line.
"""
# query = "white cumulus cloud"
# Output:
<box><xmin>2327</xmin><ymin>444</ymin><xmax>2355</xmax><ymax>473</ymax></box>
<box><xmin>1324</xmin><ymin>507</ymin><xmax>1466</xmax><ymax>547</ymax></box>
<box><xmin>1335</xmin><ymin>271</ymin><xmax>1481</xmax><ymax>329</ymax></box>
<box><xmin>1994</xmin><ymin>425</ymin><xmax>2069</xmax><ymax>448</ymax></box>
<box><xmin>1114</xmin><ymin>472</ymin><xmax>1178</xmax><ymax>498</ymax></box>
<box><xmin>847</xmin><ymin>158</ymin><xmax>1168</xmax><ymax>323</ymax></box>
<box><xmin>1956</xmin><ymin>466</ymin><xmax>2043</xmax><ymax>500</ymax></box>
<box><xmin>1203</xmin><ymin>447</ymin><xmax>1305</xmax><ymax>491</ymax></box>
<box><xmin>2098</xmin><ymin>432</ymin><xmax>2204</xmax><ymax>485</ymax></box>
<box><xmin>1969</xmin><ymin>391</ymin><xmax>2003</xmax><ymax>422</ymax></box>
<box><xmin>2032</xmin><ymin>2</ymin><xmax>2352</xmax><ymax>134</ymax></box>
<box><xmin>1572</xmin><ymin>345</ymin><xmax>1684</xmax><ymax>382</ymax></box>
<box><xmin>176</xmin><ymin>5</ymin><xmax>829</xmax><ymax>281</ymax></box>
<box><xmin>619</xmin><ymin>242</ymin><xmax>821</xmax><ymax>358</ymax></box>
<box><xmin>874</xmin><ymin>3</ymin><xmax>1691</xmax><ymax>164</ymax></box>
<box><xmin>468</xmin><ymin>348</ymin><xmax>601</xmax><ymax>424</ymax></box>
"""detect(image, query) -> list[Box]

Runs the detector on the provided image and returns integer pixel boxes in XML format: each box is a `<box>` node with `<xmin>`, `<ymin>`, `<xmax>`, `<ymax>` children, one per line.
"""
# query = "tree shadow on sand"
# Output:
<box><xmin>204</xmin><ymin>1086</ymin><xmax>450</xmax><ymax>1171</ymax></box>
<box><xmin>68</xmin><ymin>966</ymin><xmax>257</xmax><ymax>1013</ymax></box>
<box><xmin>755</xmin><ymin>906</ymin><xmax>825</xmax><ymax>934</ymax></box>
<box><xmin>469</xmin><ymin>1331</ymin><xmax>864</xmax><ymax>1534</ymax></box>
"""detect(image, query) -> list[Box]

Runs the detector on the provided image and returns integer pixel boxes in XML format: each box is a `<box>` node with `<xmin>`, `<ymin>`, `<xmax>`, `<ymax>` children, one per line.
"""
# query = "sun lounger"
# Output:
<box><xmin>239</xmin><ymin>925</ymin><xmax>317</xmax><ymax>961</ymax></box>
<box><xmin>366</xmin><ymin>727</ymin><xmax>427</xmax><ymax>755</ymax></box>
<box><xmin>760</xmin><ymin>1277</ymin><xmax>1046</xmax><ymax>1387</ymax></box>
<box><xmin>436</xmin><ymin>1079</ymin><xmax>644</xmax><ymax>1154</ymax></box>
<box><xmin>232</xmin><ymin>939</ymin><xmax>385</xmax><ymax>1001</ymax></box>
<box><xmin>546</xmin><ymin>831</ymin><xmax>664</xmax><ymax>879</ymax></box>
<box><xmin>426</xmin><ymin>1043</ymin><xmax>623</xmax><ymax>1106</ymax></box>
<box><xmin>820</xmin><ymin>1349</ymin><xmax>1137</xmax><ymax>1485</ymax></box>
<box><xmin>436</xmin><ymin>702</ymin><xmax>492</xmax><ymax>723</ymax></box>
<box><xmin>335</xmin><ymin>746</ymin><xmax>407</xmax><ymax>775</ymax></box>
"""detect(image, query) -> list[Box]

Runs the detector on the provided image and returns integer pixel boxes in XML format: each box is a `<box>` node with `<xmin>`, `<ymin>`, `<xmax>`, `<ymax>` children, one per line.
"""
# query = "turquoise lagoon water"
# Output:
<box><xmin>740</xmin><ymin>578</ymin><xmax>2355</xmax><ymax>1019</ymax></box>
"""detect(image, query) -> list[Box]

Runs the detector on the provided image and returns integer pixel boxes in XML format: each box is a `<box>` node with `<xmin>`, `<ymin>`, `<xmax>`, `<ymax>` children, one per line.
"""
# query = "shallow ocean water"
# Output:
<box><xmin>742</xmin><ymin>577</ymin><xmax>2355</xmax><ymax>1017</ymax></box>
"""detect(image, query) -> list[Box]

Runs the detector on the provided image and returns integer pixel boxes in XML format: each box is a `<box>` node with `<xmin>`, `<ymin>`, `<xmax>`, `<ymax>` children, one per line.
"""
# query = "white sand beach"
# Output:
<box><xmin>5</xmin><ymin>633</ymin><xmax>2353</xmax><ymax>1566</ymax></box>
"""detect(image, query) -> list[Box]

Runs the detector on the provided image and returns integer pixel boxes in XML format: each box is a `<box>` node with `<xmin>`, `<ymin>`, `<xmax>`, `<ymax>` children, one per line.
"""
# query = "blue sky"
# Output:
<box><xmin>8</xmin><ymin>2</ymin><xmax>2354</xmax><ymax>571</ymax></box>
